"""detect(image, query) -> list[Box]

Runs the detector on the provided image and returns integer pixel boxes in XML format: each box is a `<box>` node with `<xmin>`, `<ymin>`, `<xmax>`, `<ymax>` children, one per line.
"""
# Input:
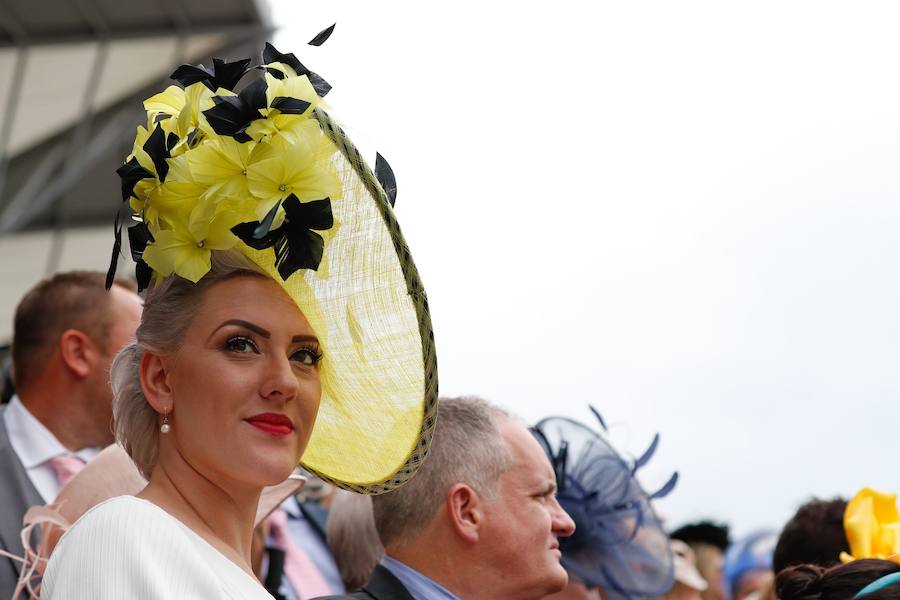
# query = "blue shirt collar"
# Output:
<box><xmin>380</xmin><ymin>555</ymin><xmax>460</xmax><ymax>600</ymax></box>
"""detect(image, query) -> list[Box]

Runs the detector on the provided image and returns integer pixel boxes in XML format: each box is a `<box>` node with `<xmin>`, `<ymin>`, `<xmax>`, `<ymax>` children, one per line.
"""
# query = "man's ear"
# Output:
<box><xmin>446</xmin><ymin>483</ymin><xmax>484</xmax><ymax>544</ymax></box>
<box><xmin>140</xmin><ymin>351</ymin><xmax>174</xmax><ymax>414</ymax></box>
<box><xmin>59</xmin><ymin>329</ymin><xmax>100</xmax><ymax>379</ymax></box>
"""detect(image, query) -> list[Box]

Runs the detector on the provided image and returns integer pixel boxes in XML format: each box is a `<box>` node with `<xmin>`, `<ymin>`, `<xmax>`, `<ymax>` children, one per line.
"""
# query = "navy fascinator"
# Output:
<box><xmin>532</xmin><ymin>407</ymin><xmax>679</xmax><ymax>599</ymax></box>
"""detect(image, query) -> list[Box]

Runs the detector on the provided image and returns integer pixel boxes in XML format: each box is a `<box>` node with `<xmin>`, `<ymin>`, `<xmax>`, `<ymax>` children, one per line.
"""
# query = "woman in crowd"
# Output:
<box><xmin>776</xmin><ymin>487</ymin><xmax>900</xmax><ymax>600</ymax></box>
<box><xmin>777</xmin><ymin>560</ymin><xmax>900</xmax><ymax>600</ymax></box>
<box><xmin>41</xmin><ymin>39</ymin><xmax>436</xmax><ymax>599</ymax></box>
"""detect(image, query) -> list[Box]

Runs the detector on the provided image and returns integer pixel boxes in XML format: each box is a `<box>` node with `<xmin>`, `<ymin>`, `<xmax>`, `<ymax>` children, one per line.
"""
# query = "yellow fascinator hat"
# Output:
<box><xmin>106</xmin><ymin>30</ymin><xmax>437</xmax><ymax>494</ymax></box>
<box><xmin>841</xmin><ymin>487</ymin><xmax>900</xmax><ymax>563</ymax></box>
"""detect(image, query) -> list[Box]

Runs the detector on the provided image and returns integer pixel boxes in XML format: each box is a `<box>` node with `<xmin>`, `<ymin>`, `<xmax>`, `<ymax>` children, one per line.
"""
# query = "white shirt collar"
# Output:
<box><xmin>3</xmin><ymin>394</ymin><xmax>98</xmax><ymax>468</ymax></box>
<box><xmin>279</xmin><ymin>495</ymin><xmax>303</xmax><ymax>519</ymax></box>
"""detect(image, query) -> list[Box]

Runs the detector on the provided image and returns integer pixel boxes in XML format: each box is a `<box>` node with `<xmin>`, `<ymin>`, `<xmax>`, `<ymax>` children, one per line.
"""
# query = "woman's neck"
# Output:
<box><xmin>137</xmin><ymin>443</ymin><xmax>262</xmax><ymax>576</ymax></box>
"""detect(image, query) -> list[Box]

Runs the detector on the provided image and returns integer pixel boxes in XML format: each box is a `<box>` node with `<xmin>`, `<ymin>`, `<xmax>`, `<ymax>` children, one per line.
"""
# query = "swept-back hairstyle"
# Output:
<box><xmin>776</xmin><ymin>559</ymin><xmax>900</xmax><ymax>600</ymax></box>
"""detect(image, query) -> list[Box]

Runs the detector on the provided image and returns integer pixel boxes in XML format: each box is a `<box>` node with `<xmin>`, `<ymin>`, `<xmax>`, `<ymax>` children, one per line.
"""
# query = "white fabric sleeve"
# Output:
<box><xmin>41</xmin><ymin>499</ymin><xmax>224</xmax><ymax>599</ymax></box>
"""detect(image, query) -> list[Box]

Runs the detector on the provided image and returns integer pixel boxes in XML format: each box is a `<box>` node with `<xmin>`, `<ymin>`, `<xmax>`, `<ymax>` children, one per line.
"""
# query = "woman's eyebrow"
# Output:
<box><xmin>208</xmin><ymin>319</ymin><xmax>270</xmax><ymax>342</ymax></box>
<box><xmin>208</xmin><ymin>320</ymin><xmax>319</xmax><ymax>345</ymax></box>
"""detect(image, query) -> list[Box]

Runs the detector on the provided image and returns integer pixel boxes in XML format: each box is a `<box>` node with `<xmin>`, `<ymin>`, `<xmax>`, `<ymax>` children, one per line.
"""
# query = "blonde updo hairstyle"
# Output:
<box><xmin>111</xmin><ymin>250</ymin><xmax>267</xmax><ymax>479</ymax></box>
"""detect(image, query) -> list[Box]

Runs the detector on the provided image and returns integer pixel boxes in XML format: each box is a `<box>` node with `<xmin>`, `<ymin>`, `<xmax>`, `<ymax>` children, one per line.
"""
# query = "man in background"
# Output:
<box><xmin>655</xmin><ymin>540</ymin><xmax>709</xmax><ymax>600</ymax></box>
<box><xmin>0</xmin><ymin>271</ymin><xmax>141</xmax><ymax>597</ymax></box>
<box><xmin>317</xmin><ymin>395</ymin><xmax>576</xmax><ymax>600</ymax></box>
<box><xmin>671</xmin><ymin>521</ymin><xmax>731</xmax><ymax>600</ymax></box>
<box><xmin>772</xmin><ymin>497</ymin><xmax>849</xmax><ymax>575</ymax></box>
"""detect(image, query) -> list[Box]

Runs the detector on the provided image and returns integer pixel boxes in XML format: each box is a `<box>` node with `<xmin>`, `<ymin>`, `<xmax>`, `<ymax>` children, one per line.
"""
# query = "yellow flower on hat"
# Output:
<box><xmin>265</xmin><ymin>72</ymin><xmax>320</xmax><ymax>111</ymax></box>
<box><xmin>124</xmin><ymin>125</ymin><xmax>164</xmax><ymax>216</ymax></box>
<box><xmin>245</xmin><ymin>73</ymin><xmax>321</xmax><ymax>147</ymax></box>
<box><xmin>144</xmin><ymin>82</ymin><xmax>217</xmax><ymax>144</ymax></box>
<box><xmin>142</xmin><ymin>197</ymin><xmax>240</xmax><ymax>282</ymax></box>
<box><xmin>246</xmin><ymin>120</ymin><xmax>342</xmax><ymax>220</ymax></box>
<box><xmin>144</xmin><ymin>85</ymin><xmax>186</xmax><ymax>121</ymax></box>
<box><xmin>128</xmin><ymin>126</ymin><xmax>156</xmax><ymax>177</ymax></box>
<box><xmin>187</xmin><ymin>137</ymin><xmax>258</xmax><ymax>202</ymax></box>
<box><xmin>841</xmin><ymin>487</ymin><xmax>900</xmax><ymax>563</ymax></box>
<box><xmin>263</xmin><ymin>61</ymin><xmax>299</xmax><ymax>79</ymax></box>
<box><xmin>130</xmin><ymin>153</ymin><xmax>191</xmax><ymax>223</ymax></box>
<box><xmin>144</xmin><ymin>183</ymin><xmax>201</xmax><ymax>231</ymax></box>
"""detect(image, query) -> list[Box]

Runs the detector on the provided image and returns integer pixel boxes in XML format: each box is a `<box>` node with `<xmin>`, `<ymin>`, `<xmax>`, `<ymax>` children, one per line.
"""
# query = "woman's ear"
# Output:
<box><xmin>445</xmin><ymin>483</ymin><xmax>483</xmax><ymax>544</ymax></box>
<box><xmin>140</xmin><ymin>351</ymin><xmax>173</xmax><ymax>414</ymax></box>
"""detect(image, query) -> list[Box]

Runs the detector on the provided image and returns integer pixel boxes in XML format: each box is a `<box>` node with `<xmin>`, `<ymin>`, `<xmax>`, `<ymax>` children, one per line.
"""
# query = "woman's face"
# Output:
<box><xmin>160</xmin><ymin>275</ymin><xmax>322</xmax><ymax>488</ymax></box>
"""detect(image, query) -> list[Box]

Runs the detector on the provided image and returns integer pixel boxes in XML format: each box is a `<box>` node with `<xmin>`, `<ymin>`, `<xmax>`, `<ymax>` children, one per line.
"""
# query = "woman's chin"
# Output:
<box><xmin>228</xmin><ymin>456</ymin><xmax>301</xmax><ymax>489</ymax></box>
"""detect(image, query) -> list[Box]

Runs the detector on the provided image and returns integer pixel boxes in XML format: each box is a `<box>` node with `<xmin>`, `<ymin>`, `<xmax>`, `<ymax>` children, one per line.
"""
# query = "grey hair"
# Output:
<box><xmin>371</xmin><ymin>396</ymin><xmax>512</xmax><ymax>547</ymax></box>
<box><xmin>326</xmin><ymin>490</ymin><xmax>385</xmax><ymax>590</ymax></box>
<box><xmin>110</xmin><ymin>250</ymin><xmax>267</xmax><ymax>479</ymax></box>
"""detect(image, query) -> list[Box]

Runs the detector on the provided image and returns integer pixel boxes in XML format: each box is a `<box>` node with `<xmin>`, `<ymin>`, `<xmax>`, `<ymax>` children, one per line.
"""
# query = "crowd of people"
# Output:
<box><xmin>1</xmin><ymin>269</ymin><xmax>897</xmax><ymax>600</ymax></box>
<box><xmin>1</xmin><ymin>37</ymin><xmax>899</xmax><ymax>600</ymax></box>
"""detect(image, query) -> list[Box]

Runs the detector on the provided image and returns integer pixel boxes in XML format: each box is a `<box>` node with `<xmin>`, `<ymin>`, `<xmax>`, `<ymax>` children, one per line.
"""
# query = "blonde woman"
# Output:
<box><xmin>41</xmin><ymin>41</ymin><xmax>436</xmax><ymax>600</ymax></box>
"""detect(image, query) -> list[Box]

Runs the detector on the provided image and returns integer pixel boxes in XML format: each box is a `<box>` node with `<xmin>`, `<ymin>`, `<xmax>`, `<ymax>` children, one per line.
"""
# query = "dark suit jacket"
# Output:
<box><xmin>313</xmin><ymin>564</ymin><xmax>415</xmax><ymax>600</ymax></box>
<box><xmin>0</xmin><ymin>406</ymin><xmax>43</xmax><ymax>599</ymax></box>
<box><xmin>298</xmin><ymin>498</ymin><xmax>329</xmax><ymax>541</ymax></box>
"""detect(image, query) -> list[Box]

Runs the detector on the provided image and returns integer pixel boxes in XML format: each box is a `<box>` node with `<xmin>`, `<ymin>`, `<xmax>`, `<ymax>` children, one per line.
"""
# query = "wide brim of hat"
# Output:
<box><xmin>241</xmin><ymin>109</ymin><xmax>438</xmax><ymax>495</ymax></box>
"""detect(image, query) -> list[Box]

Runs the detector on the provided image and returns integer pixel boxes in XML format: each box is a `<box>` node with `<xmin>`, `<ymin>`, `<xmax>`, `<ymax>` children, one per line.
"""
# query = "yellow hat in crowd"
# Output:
<box><xmin>842</xmin><ymin>487</ymin><xmax>900</xmax><ymax>563</ymax></box>
<box><xmin>107</xmin><ymin>31</ymin><xmax>437</xmax><ymax>494</ymax></box>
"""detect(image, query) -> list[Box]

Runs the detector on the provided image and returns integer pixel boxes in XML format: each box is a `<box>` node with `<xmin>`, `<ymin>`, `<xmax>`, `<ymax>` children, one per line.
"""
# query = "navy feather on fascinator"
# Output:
<box><xmin>533</xmin><ymin>407</ymin><xmax>679</xmax><ymax>599</ymax></box>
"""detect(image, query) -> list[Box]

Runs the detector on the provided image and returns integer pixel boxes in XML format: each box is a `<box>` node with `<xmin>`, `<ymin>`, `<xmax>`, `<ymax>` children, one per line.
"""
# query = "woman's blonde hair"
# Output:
<box><xmin>111</xmin><ymin>250</ymin><xmax>266</xmax><ymax>479</ymax></box>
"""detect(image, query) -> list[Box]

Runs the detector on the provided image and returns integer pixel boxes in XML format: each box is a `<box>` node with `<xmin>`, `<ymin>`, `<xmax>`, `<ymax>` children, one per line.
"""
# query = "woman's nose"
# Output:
<box><xmin>259</xmin><ymin>353</ymin><xmax>298</xmax><ymax>401</ymax></box>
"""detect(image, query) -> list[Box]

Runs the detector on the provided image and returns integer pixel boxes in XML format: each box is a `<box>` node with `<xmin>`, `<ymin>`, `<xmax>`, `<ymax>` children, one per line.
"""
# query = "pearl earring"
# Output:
<box><xmin>160</xmin><ymin>412</ymin><xmax>171</xmax><ymax>434</ymax></box>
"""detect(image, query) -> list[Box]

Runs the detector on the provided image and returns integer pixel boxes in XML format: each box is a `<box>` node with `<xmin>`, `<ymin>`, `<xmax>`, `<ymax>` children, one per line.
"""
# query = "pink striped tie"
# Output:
<box><xmin>268</xmin><ymin>507</ymin><xmax>332</xmax><ymax>600</ymax></box>
<box><xmin>48</xmin><ymin>454</ymin><xmax>86</xmax><ymax>488</ymax></box>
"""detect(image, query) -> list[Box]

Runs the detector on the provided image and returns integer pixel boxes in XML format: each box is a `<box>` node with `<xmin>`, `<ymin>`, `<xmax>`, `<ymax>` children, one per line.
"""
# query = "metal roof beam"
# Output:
<box><xmin>0</xmin><ymin>22</ymin><xmax>270</xmax><ymax>48</ymax></box>
<box><xmin>0</xmin><ymin>107</ymin><xmax>134</xmax><ymax>234</ymax></box>
<box><xmin>0</xmin><ymin>46</ymin><xmax>28</xmax><ymax>212</ymax></box>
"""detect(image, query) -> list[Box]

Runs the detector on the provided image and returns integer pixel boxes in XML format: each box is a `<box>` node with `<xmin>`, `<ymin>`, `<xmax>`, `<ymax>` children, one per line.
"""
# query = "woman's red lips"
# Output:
<box><xmin>245</xmin><ymin>413</ymin><xmax>294</xmax><ymax>437</ymax></box>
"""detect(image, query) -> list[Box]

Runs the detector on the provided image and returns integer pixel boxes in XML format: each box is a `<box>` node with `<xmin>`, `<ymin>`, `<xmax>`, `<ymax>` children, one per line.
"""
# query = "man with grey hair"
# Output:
<box><xmin>315</xmin><ymin>396</ymin><xmax>576</xmax><ymax>600</ymax></box>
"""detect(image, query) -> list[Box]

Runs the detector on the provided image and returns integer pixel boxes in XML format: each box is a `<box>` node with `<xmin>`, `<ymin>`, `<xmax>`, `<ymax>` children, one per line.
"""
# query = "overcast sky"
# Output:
<box><xmin>269</xmin><ymin>1</ymin><xmax>900</xmax><ymax>537</ymax></box>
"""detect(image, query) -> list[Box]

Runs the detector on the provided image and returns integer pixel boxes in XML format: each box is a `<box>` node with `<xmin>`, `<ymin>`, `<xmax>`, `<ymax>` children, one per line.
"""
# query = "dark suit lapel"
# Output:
<box><xmin>297</xmin><ymin>499</ymin><xmax>329</xmax><ymax>541</ymax></box>
<box><xmin>362</xmin><ymin>565</ymin><xmax>417</xmax><ymax>600</ymax></box>
<box><xmin>0</xmin><ymin>412</ymin><xmax>43</xmax><ymax>582</ymax></box>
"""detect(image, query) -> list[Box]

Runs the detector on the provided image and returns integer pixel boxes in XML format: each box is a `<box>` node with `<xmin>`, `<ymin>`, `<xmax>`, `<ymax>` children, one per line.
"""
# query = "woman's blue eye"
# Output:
<box><xmin>292</xmin><ymin>347</ymin><xmax>323</xmax><ymax>366</ymax></box>
<box><xmin>225</xmin><ymin>336</ymin><xmax>258</xmax><ymax>353</ymax></box>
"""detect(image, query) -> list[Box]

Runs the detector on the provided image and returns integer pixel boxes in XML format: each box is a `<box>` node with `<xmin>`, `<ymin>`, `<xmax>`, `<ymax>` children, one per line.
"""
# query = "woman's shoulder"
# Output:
<box><xmin>42</xmin><ymin>496</ymin><xmax>224</xmax><ymax>599</ymax></box>
<box><xmin>53</xmin><ymin>495</ymin><xmax>188</xmax><ymax>551</ymax></box>
<box><xmin>71</xmin><ymin>494</ymin><xmax>176</xmax><ymax>526</ymax></box>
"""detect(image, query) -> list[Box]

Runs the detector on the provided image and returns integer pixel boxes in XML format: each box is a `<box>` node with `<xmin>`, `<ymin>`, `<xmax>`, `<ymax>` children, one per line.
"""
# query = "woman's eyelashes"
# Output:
<box><xmin>224</xmin><ymin>335</ymin><xmax>259</xmax><ymax>354</ymax></box>
<box><xmin>222</xmin><ymin>333</ymin><xmax>322</xmax><ymax>366</ymax></box>
<box><xmin>292</xmin><ymin>345</ymin><xmax>323</xmax><ymax>366</ymax></box>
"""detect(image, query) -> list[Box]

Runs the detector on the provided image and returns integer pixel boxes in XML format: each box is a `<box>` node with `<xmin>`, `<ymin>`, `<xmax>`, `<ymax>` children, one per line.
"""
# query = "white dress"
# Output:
<box><xmin>42</xmin><ymin>495</ymin><xmax>274</xmax><ymax>599</ymax></box>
